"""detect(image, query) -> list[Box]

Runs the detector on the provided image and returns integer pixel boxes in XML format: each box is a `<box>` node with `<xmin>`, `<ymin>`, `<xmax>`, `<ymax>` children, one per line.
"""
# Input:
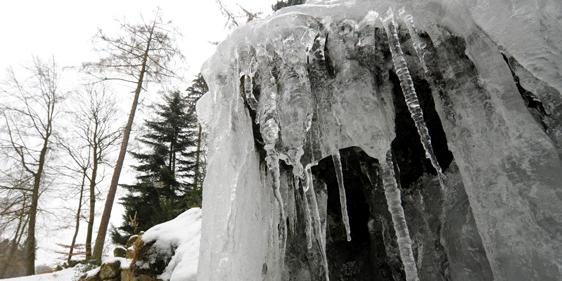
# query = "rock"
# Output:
<box><xmin>113</xmin><ymin>246</ymin><xmax>127</xmax><ymax>258</ymax></box>
<box><xmin>126</xmin><ymin>247</ymin><xmax>135</xmax><ymax>259</ymax></box>
<box><xmin>135</xmin><ymin>274</ymin><xmax>157</xmax><ymax>281</ymax></box>
<box><xmin>99</xmin><ymin>261</ymin><xmax>121</xmax><ymax>280</ymax></box>
<box><xmin>127</xmin><ymin>235</ymin><xmax>140</xmax><ymax>248</ymax></box>
<box><xmin>120</xmin><ymin>268</ymin><xmax>133</xmax><ymax>281</ymax></box>
<box><xmin>79</xmin><ymin>273</ymin><xmax>101</xmax><ymax>281</ymax></box>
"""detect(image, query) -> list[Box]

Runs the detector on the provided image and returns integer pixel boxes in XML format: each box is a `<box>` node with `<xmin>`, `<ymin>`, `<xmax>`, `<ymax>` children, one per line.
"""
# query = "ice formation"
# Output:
<box><xmin>197</xmin><ymin>0</ymin><xmax>562</xmax><ymax>280</ymax></box>
<box><xmin>398</xmin><ymin>8</ymin><xmax>428</xmax><ymax>73</ymax></box>
<box><xmin>301</xmin><ymin>184</ymin><xmax>314</xmax><ymax>249</ymax></box>
<box><xmin>382</xmin><ymin>8</ymin><xmax>445</xmax><ymax>183</ymax></box>
<box><xmin>306</xmin><ymin>178</ymin><xmax>330</xmax><ymax>281</ymax></box>
<box><xmin>381</xmin><ymin>151</ymin><xmax>420</xmax><ymax>281</ymax></box>
<box><xmin>331</xmin><ymin>152</ymin><xmax>352</xmax><ymax>242</ymax></box>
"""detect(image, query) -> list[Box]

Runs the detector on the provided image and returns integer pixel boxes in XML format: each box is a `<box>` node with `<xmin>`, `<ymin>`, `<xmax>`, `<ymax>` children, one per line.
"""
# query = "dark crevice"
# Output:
<box><xmin>240</xmin><ymin>74</ymin><xmax>266</xmax><ymax>159</ymax></box>
<box><xmin>312</xmin><ymin>147</ymin><xmax>405</xmax><ymax>281</ymax></box>
<box><xmin>324</xmin><ymin>33</ymin><xmax>336</xmax><ymax>78</ymax></box>
<box><xmin>501</xmin><ymin>53</ymin><xmax>549</xmax><ymax>130</ymax></box>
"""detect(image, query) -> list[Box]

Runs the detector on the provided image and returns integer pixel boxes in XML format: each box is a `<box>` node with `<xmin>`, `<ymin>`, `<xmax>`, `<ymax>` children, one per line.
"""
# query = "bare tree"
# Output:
<box><xmin>216</xmin><ymin>0</ymin><xmax>240</xmax><ymax>28</ymax></box>
<box><xmin>76</xmin><ymin>87</ymin><xmax>120</xmax><ymax>260</ymax></box>
<box><xmin>57</xmin><ymin>137</ymin><xmax>90</xmax><ymax>264</ymax></box>
<box><xmin>215</xmin><ymin>0</ymin><xmax>261</xmax><ymax>28</ymax></box>
<box><xmin>83</xmin><ymin>10</ymin><xmax>183</xmax><ymax>261</ymax></box>
<box><xmin>0</xmin><ymin>58</ymin><xmax>63</xmax><ymax>275</ymax></box>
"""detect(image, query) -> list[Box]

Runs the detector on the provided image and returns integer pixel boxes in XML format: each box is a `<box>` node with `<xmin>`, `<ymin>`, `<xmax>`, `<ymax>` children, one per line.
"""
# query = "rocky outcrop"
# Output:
<box><xmin>79</xmin><ymin>239</ymin><xmax>160</xmax><ymax>281</ymax></box>
<box><xmin>79</xmin><ymin>209</ymin><xmax>200</xmax><ymax>281</ymax></box>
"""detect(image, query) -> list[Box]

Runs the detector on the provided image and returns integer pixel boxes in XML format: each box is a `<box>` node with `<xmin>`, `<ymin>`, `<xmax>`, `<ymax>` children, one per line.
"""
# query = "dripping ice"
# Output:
<box><xmin>227</xmin><ymin>7</ymin><xmax>448</xmax><ymax>281</ymax></box>
<box><xmin>398</xmin><ymin>8</ymin><xmax>429</xmax><ymax>72</ymax></box>
<box><xmin>304</xmin><ymin>170</ymin><xmax>330</xmax><ymax>281</ymax></box>
<box><xmin>382</xmin><ymin>151</ymin><xmax>420</xmax><ymax>281</ymax></box>
<box><xmin>332</xmin><ymin>151</ymin><xmax>352</xmax><ymax>242</ymax></box>
<box><xmin>382</xmin><ymin>8</ymin><xmax>446</xmax><ymax>185</ymax></box>
<box><xmin>254</xmin><ymin>43</ymin><xmax>288</xmax><ymax>265</ymax></box>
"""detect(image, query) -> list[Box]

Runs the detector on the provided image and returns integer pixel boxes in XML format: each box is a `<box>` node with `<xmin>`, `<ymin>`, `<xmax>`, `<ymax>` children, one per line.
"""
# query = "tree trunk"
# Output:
<box><xmin>92</xmin><ymin>31</ymin><xmax>153</xmax><ymax>261</ymax></box>
<box><xmin>85</xmin><ymin>144</ymin><xmax>98</xmax><ymax>259</ymax></box>
<box><xmin>24</xmin><ymin>138</ymin><xmax>49</xmax><ymax>275</ymax></box>
<box><xmin>68</xmin><ymin>168</ymin><xmax>87</xmax><ymax>263</ymax></box>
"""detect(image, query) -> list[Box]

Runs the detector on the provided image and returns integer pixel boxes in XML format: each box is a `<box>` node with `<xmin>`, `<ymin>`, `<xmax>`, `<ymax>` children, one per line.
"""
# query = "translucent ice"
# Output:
<box><xmin>332</xmin><ymin>152</ymin><xmax>352</xmax><ymax>242</ymax></box>
<box><xmin>357</xmin><ymin>11</ymin><xmax>378</xmax><ymax>47</ymax></box>
<box><xmin>301</xmin><ymin>185</ymin><xmax>314</xmax><ymax>250</ymax></box>
<box><xmin>382</xmin><ymin>8</ymin><xmax>445</xmax><ymax>182</ymax></box>
<box><xmin>398</xmin><ymin>8</ymin><xmax>428</xmax><ymax>73</ymax></box>
<box><xmin>382</xmin><ymin>151</ymin><xmax>420</xmax><ymax>281</ymax></box>
<box><xmin>307</xmin><ymin>179</ymin><xmax>330</xmax><ymax>281</ymax></box>
<box><xmin>198</xmin><ymin>1</ymin><xmax>562</xmax><ymax>280</ymax></box>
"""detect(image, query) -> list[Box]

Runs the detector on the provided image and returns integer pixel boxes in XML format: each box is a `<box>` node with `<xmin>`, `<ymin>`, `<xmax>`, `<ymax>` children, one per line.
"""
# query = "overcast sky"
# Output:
<box><xmin>0</xmin><ymin>0</ymin><xmax>275</xmax><ymax>266</ymax></box>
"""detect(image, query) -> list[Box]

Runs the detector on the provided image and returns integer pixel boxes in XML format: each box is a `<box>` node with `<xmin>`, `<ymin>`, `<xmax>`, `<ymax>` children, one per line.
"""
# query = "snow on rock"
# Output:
<box><xmin>141</xmin><ymin>208</ymin><xmax>201</xmax><ymax>281</ymax></box>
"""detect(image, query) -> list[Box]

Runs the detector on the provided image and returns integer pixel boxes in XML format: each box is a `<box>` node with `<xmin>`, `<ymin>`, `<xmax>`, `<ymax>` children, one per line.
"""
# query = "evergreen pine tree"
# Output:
<box><xmin>112</xmin><ymin>90</ymin><xmax>200</xmax><ymax>244</ymax></box>
<box><xmin>272</xmin><ymin>0</ymin><xmax>305</xmax><ymax>11</ymax></box>
<box><xmin>184</xmin><ymin>73</ymin><xmax>208</xmax><ymax>206</ymax></box>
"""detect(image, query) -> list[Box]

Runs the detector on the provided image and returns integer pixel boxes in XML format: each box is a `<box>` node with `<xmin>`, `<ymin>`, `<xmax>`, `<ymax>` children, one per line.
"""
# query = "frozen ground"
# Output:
<box><xmin>1</xmin><ymin>268</ymin><xmax>79</xmax><ymax>281</ymax></box>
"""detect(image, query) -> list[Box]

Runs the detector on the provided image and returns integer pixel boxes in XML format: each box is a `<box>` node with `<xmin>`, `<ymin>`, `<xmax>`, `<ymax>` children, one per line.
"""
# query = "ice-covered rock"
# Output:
<box><xmin>197</xmin><ymin>0</ymin><xmax>562</xmax><ymax>280</ymax></box>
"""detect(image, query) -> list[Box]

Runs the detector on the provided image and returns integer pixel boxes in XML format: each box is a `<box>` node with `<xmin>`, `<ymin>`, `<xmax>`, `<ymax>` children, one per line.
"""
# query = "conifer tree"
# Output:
<box><xmin>112</xmin><ymin>90</ymin><xmax>199</xmax><ymax>244</ymax></box>
<box><xmin>272</xmin><ymin>0</ymin><xmax>305</xmax><ymax>11</ymax></box>
<box><xmin>185</xmin><ymin>73</ymin><xmax>208</xmax><ymax>205</ymax></box>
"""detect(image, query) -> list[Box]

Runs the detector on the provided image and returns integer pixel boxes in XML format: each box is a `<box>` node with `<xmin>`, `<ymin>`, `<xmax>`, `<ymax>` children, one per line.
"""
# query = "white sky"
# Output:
<box><xmin>0</xmin><ymin>0</ymin><xmax>275</xmax><ymax>267</ymax></box>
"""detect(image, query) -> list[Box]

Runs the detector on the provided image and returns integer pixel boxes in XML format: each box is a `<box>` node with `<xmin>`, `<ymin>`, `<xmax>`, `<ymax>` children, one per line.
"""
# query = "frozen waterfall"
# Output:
<box><xmin>196</xmin><ymin>0</ymin><xmax>562</xmax><ymax>280</ymax></box>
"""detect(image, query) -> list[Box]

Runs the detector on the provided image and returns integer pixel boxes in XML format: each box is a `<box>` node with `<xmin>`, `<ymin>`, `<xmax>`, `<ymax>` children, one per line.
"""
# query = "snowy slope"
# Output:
<box><xmin>1</xmin><ymin>268</ymin><xmax>78</xmax><ymax>281</ymax></box>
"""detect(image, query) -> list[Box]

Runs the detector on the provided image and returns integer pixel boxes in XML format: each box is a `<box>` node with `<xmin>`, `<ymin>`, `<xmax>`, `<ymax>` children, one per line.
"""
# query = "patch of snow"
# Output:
<box><xmin>142</xmin><ymin>208</ymin><xmax>202</xmax><ymax>281</ymax></box>
<box><xmin>100</xmin><ymin>257</ymin><xmax>132</xmax><ymax>269</ymax></box>
<box><xmin>83</xmin><ymin>267</ymin><xmax>99</xmax><ymax>278</ymax></box>
<box><xmin>2</xmin><ymin>268</ymin><xmax>78</xmax><ymax>281</ymax></box>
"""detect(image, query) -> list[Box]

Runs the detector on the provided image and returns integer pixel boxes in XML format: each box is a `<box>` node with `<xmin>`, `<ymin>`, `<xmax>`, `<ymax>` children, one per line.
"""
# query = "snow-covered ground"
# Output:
<box><xmin>1</xmin><ymin>268</ymin><xmax>79</xmax><ymax>281</ymax></box>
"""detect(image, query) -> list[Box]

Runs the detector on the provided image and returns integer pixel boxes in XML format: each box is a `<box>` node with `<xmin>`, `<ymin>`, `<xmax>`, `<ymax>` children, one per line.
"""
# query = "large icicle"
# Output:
<box><xmin>269</xmin><ymin>157</ymin><xmax>287</xmax><ymax>262</ymax></box>
<box><xmin>304</xmin><ymin>164</ymin><xmax>314</xmax><ymax>192</ymax></box>
<box><xmin>301</xmin><ymin>182</ymin><xmax>314</xmax><ymax>250</ymax></box>
<box><xmin>398</xmin><ymin>8</ymin><xmax>429</xmax><ymax>73</ymax></box>
<box><xmin>306</xmin><ymin>176</ymin><xmax>330</xmax><ymax>281</ymax></box>
<box><xmin>332</xmin><ymin>152</ymin><xmax>352</xmax><ymax>242</ymax></box>
<box><xmin>256</xmin><ymin>45</ymin><xmax>288</xmax><ymax>267</ymax></box>
<box><xmin>382</xmin><ymin>150</ymin><xmax>420</xmax><ymax>281</ymax></box>
<box><xmin>382</xmin><ymin>8</ymin><xmax>446</xmax><ymax>184</ymax></box>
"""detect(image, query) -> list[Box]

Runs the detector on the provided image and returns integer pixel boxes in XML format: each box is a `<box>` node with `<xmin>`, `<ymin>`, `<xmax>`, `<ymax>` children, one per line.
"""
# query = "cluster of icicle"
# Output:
<box><xmin>233</xmin><ymin>7</ymin><xmax>444</xmax><ymax>281</ymax></box>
